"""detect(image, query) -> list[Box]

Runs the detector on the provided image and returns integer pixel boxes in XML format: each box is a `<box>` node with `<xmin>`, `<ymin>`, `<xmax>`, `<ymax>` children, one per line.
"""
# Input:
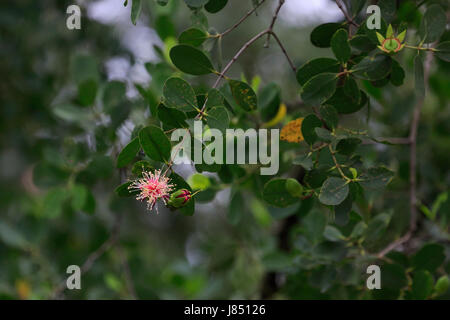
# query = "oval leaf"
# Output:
<box><xmin>228</xmin><ymin>79</ymin><xmax>257</xmax><ymax>111</ymax></box>
<box><xmin>117</xmin><ymin>137</ymin><xmax>140</xmax><ymax>168</ymax></box>
<box><xmin>163</xmin><ymin>77</ymin><xmax>198</xmax><ymax>112</ymax></box>
<box><xmin>300</xmin><ymin>73</ymin><xmax>338</xmax><ymax>106</ymax></box>
<box><xmin>138</xmin><ymin>126</ymin><xmax>171</xmax><ymax>162</ymax></box>
<box><xmin>319</xmin><ymin>177</ymin><xmax>349</xmax><ymax>206</ymax></box>
<box><xmin>170</xmin><ymin>44</ymin><xmax>214</xmax><ymax>75</ymax></box>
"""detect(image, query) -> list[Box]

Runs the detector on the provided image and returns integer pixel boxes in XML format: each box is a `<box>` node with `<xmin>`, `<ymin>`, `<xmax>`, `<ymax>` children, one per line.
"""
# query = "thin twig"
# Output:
<box><xmin>211</xmin><ymin>29</ymin><xmax>270</xmax><ymax>90</ymax></box>
<box><xmin>329</xmin><ymin>145</ymin><xmax>350</xmax><ymax>181</ymax></box>
<box><xmin>376</xmin><ymin>52</ymin><xmax>434</xmax><ymax>259</ymax></box>
<box><xmin>335</xmin><ymin>0</ymin><xmax>360</xmax><ymax>27</ymax></box>
<box><xmin>220</xmin><ymin>0</ymin><xmax>266</xmax><ymax>37</ymax></box>
<box><xmin>268</xmin><ymin>31</ymin><xmax>297</xmax><ymax>73</ymax></box>
<box><xmin>264</xmin><ymin>0</ymin><xmax>285</xmax><ymax>47</ymax></box>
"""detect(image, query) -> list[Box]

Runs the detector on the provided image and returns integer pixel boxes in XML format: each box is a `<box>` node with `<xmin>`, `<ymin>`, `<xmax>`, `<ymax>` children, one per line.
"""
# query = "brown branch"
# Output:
<box><xmin>376</xmin><ymin>52</ymin><xmax>434</xmax><ymax>259</ymax></box>
<box><xmin>335</xmin><ymin>0</ymin><xmax>360</xmax><ymax>27</ymax></box>
<box><xmin>268</xmin><ymin>31</ymin><xmax>297</xmax><ymax>73</ymax></box>
<box><xmin>220</xmin><ymin>0</ymin><xmax>266</xmax><ymax>37</ymax></box>
<box><xmin>264</xmin><ymin>0</ymin><xmax>285</xmax><ymax>47</ymax></box>
<box><xmin>211</xmin><ymin>29</ymin><xmax>269</xmax><ymax>90</ymax></box>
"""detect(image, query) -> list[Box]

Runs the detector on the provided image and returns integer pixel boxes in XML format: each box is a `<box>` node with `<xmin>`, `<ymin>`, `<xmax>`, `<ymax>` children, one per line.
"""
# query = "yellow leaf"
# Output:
<box><xmin>280</xmin><ymin>117</ymin><xmax>304</xmax><ymax>143</ymax></box>
<box><xmin>262</xmin><ymin>103</ymin><xmax>287</xmax><ymax>128</ymax></box>
<box><xmin>15</xmin><ymin>279</ymin><xmax>31</xmax><ymax>300</ymax></box>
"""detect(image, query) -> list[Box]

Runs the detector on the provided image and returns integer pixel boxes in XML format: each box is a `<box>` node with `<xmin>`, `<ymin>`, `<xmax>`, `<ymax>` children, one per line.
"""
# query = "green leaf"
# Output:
<box><xmin>390</xmin><ymin>59</ymin><xmax>405</xmax><ymax>86</ymax></box>
<box><xmin>343</xmin><ymin>77</ymin><xmax>360</xmax><ymax>104</ymax></box>
<box><xmin>169</xmin><ymin>44</ymin><xmax>214</xmax><ymax>75</ymax></box>
<box><xmin>305</xmin><ymin>168</ymin><xmax>328</xmax><ymax>189</ymax></box>
<box><xmin>323</xmin><ymin>226</ymin><xmax>345</xmax><ymax>242</ymax></box>
<box><xmin>285</xmin><ymin>178</ymin><xmax>303</xmax><ymax>198</ymax></box>
<box><xmin>184</xmin><ymin>0</ymin><xmax>209</xmax><ymax>8</ymax></box>
<box><xmin>319</xmin><ymin>177</ymin><xmax>349</xmax><ymax>206</ymax></box>
<box><xmin>331</xmin><ymin>29</ymin><xmax>351</xmax><ymax>63</ymax></box>
<box><xmin>336</xmin><ymin>138</ymin><xmax>361</xmax><ymax>156</ymax></box>
<box><xmin>206</xmin><ymin>106</ymin><xmax>230</xmax><ymax>133</ymax></box>
<box><xmin>131</xmin><ymin>0</ymin><xmax>142</xmax><ymax>25</ymax></box>
<box><xmin>228</xmin><ymin>79</ymin><xmax>257</xmax><ymax>112</ymax></box>
<box><xmin>419</xmin><ymin>4</ymin><xmax>446</xmax><ymax>44</ymax></box>
<box><xmin>412</xmin><ymin>270</ymin><xmax>434</xmax><ymax>300</ymax></box>
<box><xmin>300</xmin><ymin>73</ymin><xmax>338</xmax><ymax>106</ymax></box>
<box><xmin>116</xmin><ymin>137</ymin><xmax>140</xmax><ymax>168</ymax></box>
<box><xmin>170</xmin><ymin>172</ymin><xmax>195</xmax><ymax>216</ymax></box>
<box><xmin>157</xmin><ymin>104</ymin><xmax>188</xmax><ymax>129</ymax></box>
<box><xmin>412</xmin><ymin>243</ymin><xmax>445</xmax><ymax>272</ymax></box>
<box><xmin>205</xmin><ymin>0</ymin><xmax>228</xmax><ymax>13</ymax></box>
<box><xmin>351</xmin><ymin>54</ymin><xmax>392</xmax><ymax>81</ymax></box>
<box><xmin>293</xmin><ymin>154</ymin><xmax>313</xmax><ymax>171</ymax></box>
<box><xmin>319</xmin><ymin>104</ymin><xmax>338</xmax><ymax>129</ymax></box>
<box><xmin>435</xmin><ymin>41</ymin><xmax>450</xmax><ymax>62</ymax></box>
<box><xmin>350</xmin><ymin>221</ymin><xmax>367</xmax><ymax>239</ymax></box>
<box><xmin>310</xmin><ymin>23</ymin><xmax>344</xmax><ymax>48</ymax></box>
<box><xmin>380</xmin><ymin>263</ymin><xmax>407</xmax><ymax>291</ymax></box>
<box><xmin>179</xmin><ymin>28</ymin><xmax>208</xmax><ymax>47</ymax></box>
<box><xmin>296</xmin><ymin>58</ymin><xmax>340</xmax><ymax>86</ymax></box>
<box><xmin>115</xmin><ymin>181</ymin><xmax>138</xmax><ymax>197</ymax></box>
<box><xmin>359</xmin><ymin>167</ymin><xmax>394</xmax><ymax>189</ymax></box>
<box><xmin>325</xmin><ymin>87</ymin><xmax>367</xmax><ymax>114</ymax></box>
<box><xmin>139</xmin><ymin>126</ymin><xmax>171</xmax><ymax>162</ymax></box>
<box><xmin>349</xmin><ymin>35</ymin><xmax>376</xmax><ymax>52</ymax></box>
<box><xmin>301</xmin><ymin>114</ymin><xmax>323</xmax><ymax>145</ymax></box>
<box><xmin>187</xmin><ymin>173</ymin><xmax>210</xmax><ymax>191</ymax></box>
<box><xmin>155</xmin><ymin>15</ymin><xmax>176</xmax><ymax>41</ymax></box>
<box><xmin>334</xmin><ymin>194</ymin><xmax>352</xmax><ymax>226</ymax></box>
<box><xmin>414</xmin><ymin>54</ymin><xmax>425</xmax><ymax>97</ymax></box>
<box><xmin>434</xmin><ymin>275</ymin><xmax>450</xmax><ymax>295</ymax></box>
<box><xmin>163</xmin><ymin>77</ymin><xmax>198</xmax><ymax>112</ymax></box>
<box><xmin>263</xmin><ymin>179</ymin><xmax>300</xmax><ymax>208</ymax></box>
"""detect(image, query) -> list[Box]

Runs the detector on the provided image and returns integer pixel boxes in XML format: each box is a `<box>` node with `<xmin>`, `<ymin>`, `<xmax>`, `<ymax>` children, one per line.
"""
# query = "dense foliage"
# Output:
<box><xmin>1</xmin><ymin>0</ymin><xmax>450</xmax><ymax>300</ymax></box>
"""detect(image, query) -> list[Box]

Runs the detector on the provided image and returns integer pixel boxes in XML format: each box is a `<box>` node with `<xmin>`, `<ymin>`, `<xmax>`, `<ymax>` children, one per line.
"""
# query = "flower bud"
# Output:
<box><xmin>167</xmin><ymin>189</ymin><xmax>191</xmax><ymax>208</ymax></box>
<box><xmin>377</xmin><ymin>25</ymin><xmax>406</xmax><ymax>54</ymax></box>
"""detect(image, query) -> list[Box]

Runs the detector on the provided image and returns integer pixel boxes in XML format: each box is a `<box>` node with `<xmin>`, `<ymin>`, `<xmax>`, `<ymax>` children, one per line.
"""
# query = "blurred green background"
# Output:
<box><xmin>0</xmin><ymin>0</ymin><xmax>449</xmax><ymax>299</ymax></box>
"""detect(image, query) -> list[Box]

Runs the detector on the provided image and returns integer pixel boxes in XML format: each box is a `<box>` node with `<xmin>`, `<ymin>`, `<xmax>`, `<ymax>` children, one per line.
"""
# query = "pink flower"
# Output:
<box><xmin>128</xmin><ymin>169</ymin><xmax>174</xmax><ymax>211</ymax></box>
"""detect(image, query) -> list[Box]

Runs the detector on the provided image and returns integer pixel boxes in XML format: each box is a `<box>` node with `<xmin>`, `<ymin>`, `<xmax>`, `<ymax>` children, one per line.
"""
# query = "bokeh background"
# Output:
<box><xmin>1</xmin><ymin>0</ymin><xmax>449</xmax><ymax>299</ymax></box>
